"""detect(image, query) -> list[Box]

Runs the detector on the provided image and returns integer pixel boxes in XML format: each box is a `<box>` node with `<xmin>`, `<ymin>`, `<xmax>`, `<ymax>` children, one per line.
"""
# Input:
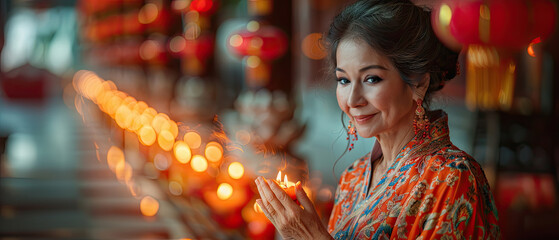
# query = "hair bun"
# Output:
<box><xmin>438</xmin><ymin>47</ymin><xmax>459</xmax><ymax>81</ymax></box>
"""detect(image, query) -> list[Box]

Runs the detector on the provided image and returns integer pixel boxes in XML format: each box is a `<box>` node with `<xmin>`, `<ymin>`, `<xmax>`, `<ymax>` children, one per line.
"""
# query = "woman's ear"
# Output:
<box><xmin>413</xmin><ymin>73</ymin><xmax>430</xmax><ymax>100</ymax></box>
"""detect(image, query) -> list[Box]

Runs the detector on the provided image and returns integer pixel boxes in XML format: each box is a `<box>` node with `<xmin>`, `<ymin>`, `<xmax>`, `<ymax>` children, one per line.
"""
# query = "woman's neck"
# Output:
<box><xmin>374</xmin><ymin>112</ymin><xmax>416</xmax><ymax>167</ymax></box>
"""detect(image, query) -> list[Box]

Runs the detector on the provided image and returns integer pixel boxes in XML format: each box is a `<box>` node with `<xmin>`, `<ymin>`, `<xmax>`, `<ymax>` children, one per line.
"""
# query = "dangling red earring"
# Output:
<box><xmin>413</xmin><ymin>99</ymin><xmax>430</xmax><ymax>139</ymax></box>
<box><xmin>347</xmin><ymin>120</ymin><xmax>358</xmax><ymax>151</ymax></box>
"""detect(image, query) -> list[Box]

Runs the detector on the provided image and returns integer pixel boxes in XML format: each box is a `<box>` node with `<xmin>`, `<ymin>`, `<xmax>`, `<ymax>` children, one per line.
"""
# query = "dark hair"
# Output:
<box><xmin>324</xmin><ymin>0</ymin><xmax>459</xmax><ymax>107</ymax></box>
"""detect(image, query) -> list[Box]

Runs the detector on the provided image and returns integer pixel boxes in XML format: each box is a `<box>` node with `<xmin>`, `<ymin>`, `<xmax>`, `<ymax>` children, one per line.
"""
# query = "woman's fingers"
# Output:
<box><xmin>255</xmin><ymin>177</ymin><xmax>285</xmax><ymax>215</ymax></box>
<box><xmin>295</xmin><ymin>181</ymin><xmax>314</xmax><ymax>213</ymax></box>
<box><xmin>256</xmin><ymin>199</ymin><xmax>276</xmax><ymax>225</ymax></box>
<box><xmin>266</xmin><ymin>179</ymin><xmax>296</xmax><ymax>208</ymax></box>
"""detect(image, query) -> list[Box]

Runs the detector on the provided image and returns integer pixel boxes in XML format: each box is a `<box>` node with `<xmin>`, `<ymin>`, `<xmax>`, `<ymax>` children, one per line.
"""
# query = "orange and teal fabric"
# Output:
<box><xmin>328</xmin><ymin>111</ymin><xmax>500</xmax><ymax>239</ymax></box>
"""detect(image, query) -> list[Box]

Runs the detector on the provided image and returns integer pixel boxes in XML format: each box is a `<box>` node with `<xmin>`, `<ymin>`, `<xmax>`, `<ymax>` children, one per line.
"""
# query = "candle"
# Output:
<box><xmin>276</xmin><ymin>171</ymin><xmax>298</xmax><ymax>203</ymax></box>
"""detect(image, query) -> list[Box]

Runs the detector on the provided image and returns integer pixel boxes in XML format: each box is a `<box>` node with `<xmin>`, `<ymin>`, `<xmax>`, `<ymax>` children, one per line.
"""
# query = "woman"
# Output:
<box><xmin>255</xmin><ymin>0</ymin><xmax>500</xmax><ymax>239</ymax></box>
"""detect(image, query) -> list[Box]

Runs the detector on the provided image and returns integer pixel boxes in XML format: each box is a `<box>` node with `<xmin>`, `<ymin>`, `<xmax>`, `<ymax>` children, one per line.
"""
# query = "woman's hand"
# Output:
<box><xmin>255</xmin><ymin>176</ymin><xmax>333</xmax><ymax>240</ymax></box>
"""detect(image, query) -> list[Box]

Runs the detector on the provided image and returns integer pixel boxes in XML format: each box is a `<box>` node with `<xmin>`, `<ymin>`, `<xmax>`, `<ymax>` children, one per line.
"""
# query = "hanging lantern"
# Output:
<box><xmin>228</xmin><ymin>26</ymin><xmax>288</xmax><ymax>60</ymax></box>
<box><xmin>227</xmin><ymin>22</ymin><xmax>288</xmax><ymax>87</ymax></box>
<box><xmin>432</xmin><ymin>0</ymin><xmax>557</xmax><ymax>111</ymax></box>
<box><xmin>189</xmin><ymin>0</ymin><xmax>217</xmax><ymax>15</ymax></box>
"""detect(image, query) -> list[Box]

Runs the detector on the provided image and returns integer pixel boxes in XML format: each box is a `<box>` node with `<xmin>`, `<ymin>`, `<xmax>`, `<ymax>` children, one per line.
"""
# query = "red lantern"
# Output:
<box><xmin>227</xmin><ymin>22</ymin><xmax>288</xmax><ymax>87</ymax></box>
<box><xmin>183</xmin><ymin>34</ymin><xmax>215</xmax><ymax>60</ymax></box>
<box><xmin>433</xmin><ymin>0</ymin><xmax>557</xmax><ymax>50</ymax></box>
<box><xmin>432</xmin><ymin>0</ymin><xmax>557</xmax><ymax>111</ymax></box>
<box><xmin>190</xmin><ymin>0</ymin><xmax>217</xmax><ymax>15</ymax></box>
<box><xmin>227</xmin><ymin>25</ymin><xmax>288</xmax><ymax>60</ymax></box>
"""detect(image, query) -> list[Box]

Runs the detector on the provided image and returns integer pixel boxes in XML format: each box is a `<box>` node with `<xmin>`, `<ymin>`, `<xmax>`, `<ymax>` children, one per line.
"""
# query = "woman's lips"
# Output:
<box><xmin>353</xmin><ymin>114</ymin><xmax>375</xmax><ymax>124</ymax></box>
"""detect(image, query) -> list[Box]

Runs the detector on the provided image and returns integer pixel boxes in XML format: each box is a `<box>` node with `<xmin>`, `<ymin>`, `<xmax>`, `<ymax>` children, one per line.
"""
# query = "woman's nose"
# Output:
<box><xmin>347</xmin><ymin>84</ymin><xmax>367</xmax><ymax>108</ymax></box>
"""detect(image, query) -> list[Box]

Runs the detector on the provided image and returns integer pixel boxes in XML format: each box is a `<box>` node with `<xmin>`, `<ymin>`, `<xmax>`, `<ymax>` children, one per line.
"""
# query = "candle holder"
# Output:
<box><xmin>275</xmin><ymin>171</ymin><xmax>299</xmax><ymax>204</ymax></box>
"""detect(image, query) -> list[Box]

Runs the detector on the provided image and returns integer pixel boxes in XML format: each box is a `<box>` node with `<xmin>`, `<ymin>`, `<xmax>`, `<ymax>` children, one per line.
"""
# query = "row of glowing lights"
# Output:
<box><xmin>73</xmin><ymin>70</ymin><xmax>249</xmax><ymax>215</ymax></box>
<box><xmin>74</xmin><ymin>70</ymin><xmax>299</xmax><ymax>219</ymax></box>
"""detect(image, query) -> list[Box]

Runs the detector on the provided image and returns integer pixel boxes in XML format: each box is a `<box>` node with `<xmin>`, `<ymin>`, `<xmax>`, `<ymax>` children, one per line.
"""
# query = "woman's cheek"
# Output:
<box><xmin>336</xmin><ymin>88</ymin><xmax>348</xmax><ymax>112</ymax></box>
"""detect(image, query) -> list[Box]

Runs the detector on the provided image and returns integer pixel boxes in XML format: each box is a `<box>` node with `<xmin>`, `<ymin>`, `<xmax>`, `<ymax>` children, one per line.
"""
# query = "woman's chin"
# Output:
<box><xmin>355</xmin><ymin>131</ymin><xmax>376</xmax><ymax>139</ymax></box>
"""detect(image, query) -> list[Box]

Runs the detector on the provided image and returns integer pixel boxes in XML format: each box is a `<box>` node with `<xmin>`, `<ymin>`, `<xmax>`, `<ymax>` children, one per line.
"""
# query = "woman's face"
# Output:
<box><xmin>335</xmin><ymin>38</ymin><xmax>416</xmax><ymax>138</ymax></box>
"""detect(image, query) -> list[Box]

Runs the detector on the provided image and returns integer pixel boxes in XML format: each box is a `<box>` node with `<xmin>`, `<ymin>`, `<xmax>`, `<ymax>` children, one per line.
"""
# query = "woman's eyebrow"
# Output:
<box><xmin>335</xmin><ymin>64</ymin><xmax>388</xmax><ymax>73</ymax></box>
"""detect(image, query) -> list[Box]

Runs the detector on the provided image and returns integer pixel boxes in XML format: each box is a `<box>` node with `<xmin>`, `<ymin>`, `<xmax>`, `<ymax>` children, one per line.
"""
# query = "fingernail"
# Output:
<box><xmin>296</xmin><ymin>181</ymin><xmax>302</xmax><ymax>189</ymax></box>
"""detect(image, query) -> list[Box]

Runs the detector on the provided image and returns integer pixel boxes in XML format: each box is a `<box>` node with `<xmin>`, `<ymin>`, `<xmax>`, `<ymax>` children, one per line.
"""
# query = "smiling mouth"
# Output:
<box><xmin>353</xmin><ymin>114</ymin><xmax>375</xmax><ymax>124</ymax></box>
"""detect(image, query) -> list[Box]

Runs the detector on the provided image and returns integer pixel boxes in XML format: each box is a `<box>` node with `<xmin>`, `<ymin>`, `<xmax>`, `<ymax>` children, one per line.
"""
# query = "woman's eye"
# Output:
<box><xmin>365</xmin><ymin>76</ymin><xmax>383</xmax><ymax>83</ymax></box>
<box><xmin>337</xmin><ymin>78</ymin><xmax>350</xmax><ymax>85</ymax></box>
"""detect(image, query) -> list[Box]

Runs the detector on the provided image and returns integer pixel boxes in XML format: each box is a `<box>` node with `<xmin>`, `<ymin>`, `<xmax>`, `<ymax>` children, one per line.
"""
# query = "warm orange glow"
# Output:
<box><xmin>143</xmin><ymin>107</ymin><xmax>158</xmax><ymax>117</ymax></box>
<box><xmin>132</xmin><ymin>113</ymin><xmax>152</xmax><ymax>132</ymax></box>
<box><xmin>140</xmin><ymin>40</ymin><xmax>161</xmax><ymax>60</ymax></box>
<box><xmin>133</xmin><ymin>101</ymin><xmax>148</xmax><ymax>115</ymax></box>
<box><xmin>527</xmin><ymin>45</ymin><xmax>536</xmax><ymax>57</ymax></box>
<box><xmin>138</xmin><ymin>3</ymin><xmax>159</xmax><ymax>24</ymax></box>
<box><xmin>191</xmin><ymin>155</ymin><xmax>208</xmax><ymax>172</ymax></box>
<box><xmin>122</xmin><ymin>96</ymin><xmax>137</xmax><ymax>108</ymax></box>
<box><xmin>204</xmin><ymin>141</ymin><xmax>223</xmax><ymax>163</ymax></box>
<box><xmin>107</xmin><ymin>146</ymin><xmax>125</xmax><ymax>172</ymax></box>
<box><xmin>184</xmin><ymin>132</ymin><xmax>202</xmax><ymax>149</ymax></box>
<box><xmin>115</xmin><ymin>161</ymin><xmax>133</xmax><ymax>183</ymax></box>
<box><xmin>217</xmin><ymin>183</ymin><xmax>233</xmax><ymax>200</ymax></box>
<box><xmin>171</xmin><ymin>0</ymin><xmax>190</xmax><ymax>11</ymax></box>
<box><xmin>74</xmin><ymin>95</ymin><xmax>83</xmax><ymax>117</ymax></box>
<box><xmin>127</xmin><ymin>180</ymin><xmax>140</xmax><ymax>197</ymax></box>
<box><xmin>170</xmin><ymin>36</ymin><xmax>186</xmax><ymax>53</ymax></box>
<box><xmin>527</xmin><ymin>37</ymin><xmax>541</xmax><ymax>58</ymax></box>
<box><xmin>140</xmin><ymin>196</ymin><xmax>159</xmax><ymax>217</ymax></box>
<box><xmin>246</xmin><ymin>56</ymin><xmax>261</xmax><ymax>68</ymax></box>
<box><xmin>302</xmin><ymin>33</ymin><xmax>327</xmax><ymax>60</ymax></box>
<box><xmin>276</xmin><ymin>171</ymin><xmax>297</xmax><ymax>201</ymax></box>
<box><xmin>152</xmin><ymin>113</ymin><xmax>170</xmax><ymax>134</ymax></box>
<box><xmin>115</xmin><ymin>105</ymin><xmax>132</xmax><ymax>129</ymax></box>
<box><xmin>157</xmin><ymin>130</ymin><xmax>175</xmax><ymax>151</ymax></box>
<box><xmin>228</xmin><ymin>162</ymin><xmax>244</xmax><ymax>179</ymax></box>
<box><xmin>139</xmin><ymin>125</ymin><xmax>157</xmax><ymax>146</ymax></box>
<box><xmin>107</xmin><ymin>94</ymin><xmax>124</xmax><ymax>118</ymax></box>
<box><xmin>125</xmin><ymin>112</ymin><xmax>139</xmax><ymax>132</ymax></box>
<box><xmin>254</xmin><ymin>202</ymin><xmax>263</xmax><ymax>213</ymax></box>
<box><xmin>173</xmin><ymin>141</ymin><xmax>192</xmax><ymax>164</ymax></box>
<box><xmin>161</xmin><ymin>120</ymin><xmax>179</xmax><ymax>139</ymax></box>
<box><xmin>94</xmin><ymin>81</ymin><xmax>114</xmax><ymax>104</ymax></box>
<box><xmin>97</xmin><ymin>91</ymin><xmax>113</xmax><ymax>113</ymax></box>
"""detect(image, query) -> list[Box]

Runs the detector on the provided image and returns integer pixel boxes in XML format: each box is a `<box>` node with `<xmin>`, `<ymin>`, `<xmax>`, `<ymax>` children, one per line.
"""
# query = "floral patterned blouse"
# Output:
<box><xmin>328</xmin><ymin>111</ymin><xmax>500</xmax><ymax>239</ymax></box>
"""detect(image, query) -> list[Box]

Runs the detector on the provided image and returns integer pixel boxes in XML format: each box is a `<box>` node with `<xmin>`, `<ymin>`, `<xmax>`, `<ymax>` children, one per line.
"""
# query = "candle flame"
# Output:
<box><xmin>276</xmin><ymin>170</ymin><xmax>296</xmax><ymax>188</ymax></box>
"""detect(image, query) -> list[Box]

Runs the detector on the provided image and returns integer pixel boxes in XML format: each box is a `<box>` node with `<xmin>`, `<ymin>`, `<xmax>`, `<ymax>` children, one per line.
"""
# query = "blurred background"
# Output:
<box><xmin>0</xmin><ymin>0</ymin><xmax>558</xmax><ymax>239</ymax></box>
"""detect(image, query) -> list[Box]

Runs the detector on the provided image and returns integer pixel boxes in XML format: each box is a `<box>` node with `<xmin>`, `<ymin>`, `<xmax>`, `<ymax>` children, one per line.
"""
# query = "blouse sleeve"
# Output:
<box><xmin>413</xmin><ymin>156</ymin><xmax>500</xmax><ymax>240</ymax></box>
